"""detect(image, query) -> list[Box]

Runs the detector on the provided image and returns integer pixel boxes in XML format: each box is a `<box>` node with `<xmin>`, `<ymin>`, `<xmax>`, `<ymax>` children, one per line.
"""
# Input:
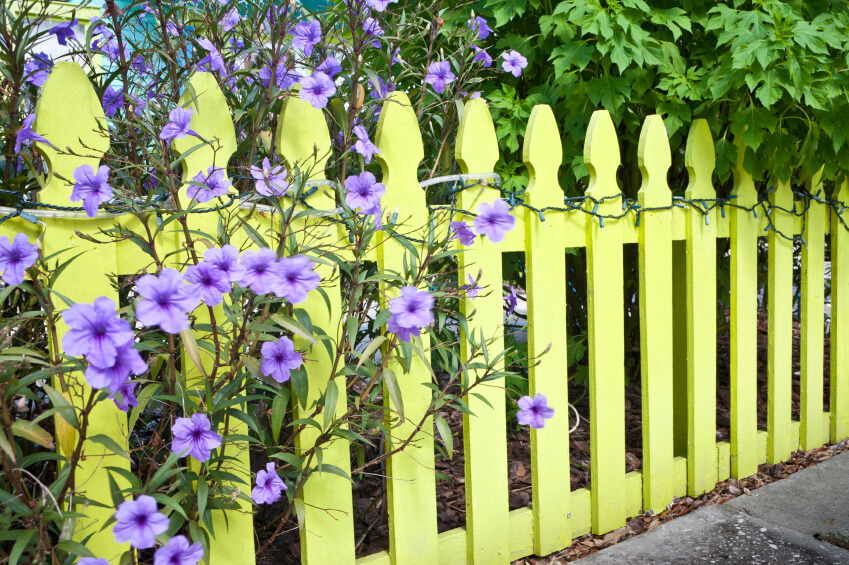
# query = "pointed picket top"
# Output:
<box><xmin>34</xmin><ymin>62</ymin><xmax>109</xmax><ymax>207</ymax></box>
<box><xmin>731</xmin><ymin>137</ymin><xmax>757</xmax><ymax>207</ymax></box>
<box><xmin>835</xmin><ymin>175</ymin><xmax>849</xmax><ymax>203</ymax></box>
<box><xmin>276</xmin><ymin>92</ymin><xmax>332</xmax><ymax>182</ymax></box>
<box><xmin>806</xmin><ymin>166</ymin><xmax>825</xmax><ymax>195</ymax></box>
<box><xmin>456</xmin><ymin>98</ymin><xmax>498</xmax><ymax>174</ymax></box>
<box><xmin>584</xmin><ymin>110</ymin><xmax>622</xmax><ymax>212</ymax></box>
<box><xmin>637</xmin><ymin>115</ymin><xmax>672</xmax><ymax>208</ymax></box>
<box><xmin>772</xmin><ymin>177</ymin><xmax>794</xmax><ymax>210</ymax></box>
<box><xmin>684</xmin><ymin>120</ymin><xmax>716</xmax><ymax>200</ymax></box>
<box><xmin>172</xmin><ymin>72</ymin><xmax>236</xmax><ymax>208</ymax></box>
<box><xmin>374</xmin><ymin>91</ymin><xmax>426</xmax><ymax>219</ymax></box>
<box><xmin>523</xmin><ymin>104</ymin><xmax>562</xmax><ymax>206</ymax></box>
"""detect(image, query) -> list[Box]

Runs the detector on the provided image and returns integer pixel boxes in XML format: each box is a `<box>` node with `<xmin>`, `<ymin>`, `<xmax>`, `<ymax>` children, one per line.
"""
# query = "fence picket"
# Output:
<box><xmin>831</xmin><ymin>179</ymin><xmax>849</xmax><ymax>442</ymax></box>
<box><xmin>521</xmin><ymin>104</ymin><xmax>571</xmax><ymax>553</ymax></box>
<box><xmin>800</xmin><ymin>169</ymin><xmax>827</xmax><ymax>450</ymax></box>
<box><xmin>683</xmin><ymin>120</ymin><xmax>717</xmax><ymax>495</ymax></box>
<box><xmin>276</xmin><ymin>94</ymin><xmax>356</xmax><ymax>565</ymax></box>
<box><xmin>374</xmin><ymin>92</ymin><xmax>439</xmax><ymax>565</ymax></box>
<box><xmin>767</xmin><ymin>179</ymin><xmax>794</xmax><ymax>464</ymax></box>
<box><xmin>583</xmin><ymin>110</ymin><xmax>626</xmax><ymax>533</ymax></box>
<box><xmin>729</xmin><ymin>140</ymin><xmax>759</xmax><ymax>478</ymax></box>
<box><xmin>636</xmin><ymin>115</ymin><xmax>674</xmax><ymax>512</ymax></box>
<box><xmin>455</xmin><ymin>98</ymin><xmax>511</xmax><ymax>564</ymax></box>
<box><xmin>33</xmin><ymin>61</ymin><xmax>129</xmax><ymax>562</ymax></box>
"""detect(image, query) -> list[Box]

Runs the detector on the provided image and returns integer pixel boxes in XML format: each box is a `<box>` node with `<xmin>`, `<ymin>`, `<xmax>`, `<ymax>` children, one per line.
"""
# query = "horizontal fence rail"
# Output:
<box><xmin>2</xmin><ymin>62</ymin><xmax>848</xmax><ymax>565</ymax></box>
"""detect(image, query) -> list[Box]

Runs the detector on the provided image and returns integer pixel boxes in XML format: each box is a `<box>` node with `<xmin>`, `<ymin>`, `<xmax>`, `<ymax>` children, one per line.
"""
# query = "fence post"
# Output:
<box><xmin>729</xmin><ymin>139</ymin><xmax>759</xmax><ymax>479</ymax></box>
<box><xmin>636</xmin><ymin>115</ymin><xmax>674</xmax><ymax>512</ymax></box>
<box><xmin>800</xmin><ymin>168</ymin><xmax>827</xmax><ymax>450</ymax></box>
<box><xmin>276</xmin><ymin>93</ymin><xmax>356</xmax><ymax>565</ymax></box>
<box><xmin>583</xmin><ymin>110</ymin><xmax>626</xmax><ymax>534</ymax></box>
<box><xmin>683</xmin><ymin>120</ymin><xmax>717</xmax><ymax>495</ymax></box>
<box><xmin>373</xmin><ymin>92</ymin><xmax>439</xmax><ymax>565</ymax></box>
<box><xmin>33</xmin><ymin>61</ymin><xmax>129</xmax><ymax>561</ymax></box>
<box><xmin>171</xmin><ymin>72</ymin><xmax>255</xmax><ymax>565</ymax></box>
<box><xmin>767</xmin><ymin>177</ymin><xmax>794</xmax><ymax>464</ymax></box>
<box><xmin>454</xmin><ymin>98</ymin><xmax>511</xmax><ymax>564</ymax></box>
<box><xmin>831</xmin><ymin>179</ymin><xmax>849</xmax><ymax>442</ymax></box>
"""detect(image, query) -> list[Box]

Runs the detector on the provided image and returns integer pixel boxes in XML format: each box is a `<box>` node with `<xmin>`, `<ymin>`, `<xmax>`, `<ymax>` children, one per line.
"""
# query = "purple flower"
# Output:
<box><xmin>0</xmin><ymin>234</ymin><xmax>38</xmax><ymax>286</ymax></box>
<box><xmin>110</xmin><ymin>380</ymin><xmax>139</xmax><ymax>412</ymax></box>
<box><xmin>365</xmin><ymin>0</ymin><xmax>398</xmax><ymax>12</ymax></box>
<box><xmin>473</xmin><ymin>199</ymin><xmax>515</xmax><ymax>243</ymax></box>
<box><xmin>387</xmin><ymin>286</ymin><xmax>434</xmax><ymax>342</ymax></box>
<box><xmin>501</xmin><ymin>50</ymin><xmax>528</xmax><ymax>77</ymax></box>
<box><xmin>112</xmin><ymin>495</ymin><xmax>170</xmax><ymax>549</ymax></box>
<box><xmin>461</xmin><ymin>273</ymin><xmax>481</xmax><ymax>300</ymax></box>
<box><xmin>172</xmin><ymin>412</ymin><xmax>222</xmax><ymax>462</ymax></box>
<box><xmin>505</xmin><ymin>286</ymin><xmax>518</xmax><ymax>316</ymax></box>
<box><xmin>468</xmin><ymin>16</ymin><xmax>492</xmax><ymax>39</ymax></box>
<box><xmin>344</xmin><ymin>171</ymin><xmax>385</xmax><ymax>214</ymax></box>
<box><xmin>250</xmin><ymin>158</ymin><xmax>289</xmax><ymax>197</ymax></box>
<box><xmin>24</xmin><ymin>52</ymin><xmax>52</xmax><ymax>86</ymax></box>
<box><xmin>252</xmin><ymin>462</ymin><xmax>286</xmax><ymax>504</ymax></box>
<box><xmin>352</xmin><ymin>125</ymin><xmax>381</xmax><ymax>164</ymax></box>
<box><xmin>258</xmin><ymin>63</ymin><xmax>300</xmax><ymax>90</ymax></box>
<box><xmin>272</xmin><ymin>255</ymin><xmax>320</xmax><ymax>304</ymax></box>
<box><xmin>363</xmin><ymin>17</ymin><xmax>384</xmax><ymax>44</ymax></box>
<box><xmin>260</xmin><ymin>337</ymin><xmax>303</xmax><ymax>383</ymax></box>
<box><xmin>449</xmin><ymin>220</ymin><xmax>476</xmax><ymax>246</ymax></box>
<box><xmin>71</xmin><ymin>164</ymin><xmax>113</xmax><ymax>217</ymax></box>
<box><xmin>154</xmin><ymin>535</ymin><xmax>204</xmax><ymax>565</ymax></box>
<box><xmin>299</xmin><ymin>71</ymin><xmax>336</xmax><ymax>109</ymax></box>
<box><xmin>238</xmin><ymin>248</ymin><xmax>279</xmax><ymax>295</ymax></box>
<box><xmin>135</xmin><ymin>268</ymin><xmax>201</xmax><ymax>334</ymax></box>
<box><xmin>517</xmin><ymin>393</ymin><xmax>555</xmax><ymax>429</ymax></box>
<box><xmin>220</xmin><ymin>8</ymin><xmax>242</xmax><ymax>32</ymax></box>
<box><xmin>79</xmin><ymin>559</ymin><xmax>110</xmax><ymax>565</ymax></box>
<box><xmin>368</xmin><ymin>76</ymin><xmax>391</xmax><ymax>100</ymax></box>
<box><xmin>198</xmin><ymin>38</ymin><xmax>227</xmax><ymax>76</ymax></box>
<box><xmin>160</xmin><ymin>107</ymin><xmax>197</xmax><ymax>144</ymax></box>
<box><xmin>49</xmin><ymin>19</ymin><xmax>77</xmax><ymax>45</ymax></box>
<box><xmin>15</xmin><ymin>115</ymin><xmax>50</xmax><ymax>153</ymax></box>
<box><xmin>204</xmin><ymin>244</ymin><xmax>245</xmax><ymax>283</ymax></box>
<box><xmin>185</xmin><ymin>261</ymin><xmax>231</xmax><ymax>306</ymax></box>
<box><xmin>473</xmin><ymin>47</ymin><xmax>492</xmax><ymax>67</ymax></box>
<box><xmin>103</xmin><ymin>86</ymin><xmax>124</xmax><ymax>117</ymax></box>
<box><xmin>61</xmin><ymin>296</ymin><xmax>134</xmax><ymax>369</ymax></box>
<box><xmin>85</xmin><ymin>343</ymin><xmax>147</xmax><ymax>394</ymax></box>
<box><xmin>316</xmin><ymin>56</ymin><xmax>342</xmax><ymax>78</ymax></box>
<box><xmin>425</xmin><ymin>60</ymin><xmax>455</xmax><ymax>94</ymax></box>
<box><xmin>189</xmin><ymin>166</ymin><xmax>231</xmax><ymax>203</ymax></box>
<box><xmin>292</xmin><ymin>21</ymin><xmax>321</xmax><ymax>56</ymax></box>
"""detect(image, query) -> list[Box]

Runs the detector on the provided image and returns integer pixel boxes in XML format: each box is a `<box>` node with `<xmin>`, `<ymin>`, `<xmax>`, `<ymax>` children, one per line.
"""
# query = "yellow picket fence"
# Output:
<box><xmin>5</xmin><ymin>61</ymin><xmax>849</xmax><ymax>565</ymax></box>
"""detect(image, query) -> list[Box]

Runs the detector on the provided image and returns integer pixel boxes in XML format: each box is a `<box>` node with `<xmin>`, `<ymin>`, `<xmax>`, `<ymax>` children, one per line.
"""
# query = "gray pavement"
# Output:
<box><xmin>580</xmin><ymin>452</ymin><xmax>849</xmax><ymax>564</ymax></box>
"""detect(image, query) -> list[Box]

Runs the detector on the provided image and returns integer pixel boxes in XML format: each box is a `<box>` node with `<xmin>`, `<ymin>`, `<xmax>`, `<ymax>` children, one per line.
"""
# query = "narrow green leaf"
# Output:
<box><xmin>323</xmin><ymin>379</ymin><xmax>338</xmax><ymax>430</ymax></box>
<box><xmin>357</xmin><ymin>336</ymin><xmax>386</xmax><ymax>369</ymax></box>
<box><xmin>88</xmin><ymin>434</ymin><xmax>131</xmax><ymax>461</ymax></box>
<box><xmin>383</xmin><ymin>368</ymin><xmax>404</xmax><ymax>421</ymax></box>
<box><xmin>42</xmin><ymin>383</ymin><xmax>79</xmax><ymax>429</ymax></box>
<box><xmin>179</xmin><ymin>329</ymin><xmax>207</xmax><ymax>378</ymax></box>
<box><xmin>270</xmin><ymin>313</ymin><xmax>316</xmax><ymax>345</ymax></box>
<box><xmin>11</xmin><ymin>420</ymin><xmax>54</xmax><ymax>449</ymax></box>
<box><xmin>434</xmin><ymin>413</ymin><xmax>454</xmax><ymax>459</ymax></box>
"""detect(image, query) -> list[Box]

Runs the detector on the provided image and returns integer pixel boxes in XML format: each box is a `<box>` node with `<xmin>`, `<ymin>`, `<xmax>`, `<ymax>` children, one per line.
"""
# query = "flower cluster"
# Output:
<box><xmin>109</xmin><ymin>496</ymin><xmax>205</xmax><ymax>564</ymax></box>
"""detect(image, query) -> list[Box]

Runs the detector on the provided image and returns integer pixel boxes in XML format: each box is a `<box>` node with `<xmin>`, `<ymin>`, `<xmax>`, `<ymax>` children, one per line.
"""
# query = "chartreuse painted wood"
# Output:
<box><xmin>455</xmin><ymin>98</ymin><xmax>510</xmax><ymax>564</ymax></box>
<box><xmin>583</xmin><ymin>110</ymin><xmax>626</xmax><ymax>534</ymax></box>
<box><xmin>373</xmin><ymin>92</ymin><xmax>439</xmax><ymax>565</ymax></box>
<box><xmin>171</xmin><ymin>72</ymin><xmax>256</xmax><ymax>565</ymax></box>
<box><xmin>522</xmin><ymin>105</ymin><xmax>571</xmax><ymax>554</ymax></box>
<box><xmin>831</xmin><ymin>179</ymin><xmax>849</xmax><ymax>442</ymax></box>
<box><xmin>276</xmin><ymin>93</ymin><xmax>356</xmax><ymax>565</ymax></box>
<box><xmin>32</xmin><ymin>62</ymin><xmax>130</xmax><ymax>562</ymax></box>
<box><xmin>636</xmin><ymin>115</ymin><xmax>674</xmax><ymax>513</ymax></box>
<box><xmin>800</xmin><ymin>169</ymin><xmax>827</xmax><ymax>450</ymax></box>
<box><xmin>683</xmin><ymin>120</ymin><xmax>717</xmax><ymax>496</ymax></box>
<box><xmin>729</xmin><ymin>139</ymin><xmax>759</xmax><ymax>479</ymax></box>
<box><xmin>767</xmin><ymin>179</ymin><xmax>794</xmax><ymax>464</ymax></box>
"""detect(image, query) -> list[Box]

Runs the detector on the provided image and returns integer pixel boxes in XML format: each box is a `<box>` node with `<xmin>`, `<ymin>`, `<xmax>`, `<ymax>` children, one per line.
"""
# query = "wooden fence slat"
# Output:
<box><xmin>831</xmin><ymin>179</ymin><xmax>849</xmax><ymax>442</ymax></box>
<box><xmin>276</xmin><ymin>94</ymin><xmax>355</xmax><ymax>565</ymax></box>
<box><xmin>683</xmin><ymin>120</ymin><xmax>717</xmax><ymax>495</ymax></box>
<box><xmin>800</xmin><ymin>169</ymin><xmax>827</xmax><ymax>450</ymax></box>
<box><xmin>767</xmin><ymin>179</ymin><xmax>794</xmax><ymax>464</ymax></box>
<box><xmin>729</xmin><ymin>140</ymin><xmax>759</xmax><ymax>478</ymax></box>
<box><xmin>636</xmin><ymin>115</ymin><xmax>674</xmax><ymax>512</ymax></box>
<box><xmin>583</xmin><ymin>110</ymin><xmax>626</xmax><ymax>534</ymax></box>
<box><xmin>374</xmin><ymin>92</ymin><xmax>439</xmax><ymax>565</ymax></box>
<box><xmin>172</xmin><ymin>72</ymin><xmax>255</xmax><ymax>565</ymax></box>
<box><xmin>522</xmin><ymin>104</ymin><xmax>571</xmax><ymax>553</ymax></box>
<box><xmin>455</xmin><ymin>98</ymin><xmax>510</xmax><ymax>564</ymax></box>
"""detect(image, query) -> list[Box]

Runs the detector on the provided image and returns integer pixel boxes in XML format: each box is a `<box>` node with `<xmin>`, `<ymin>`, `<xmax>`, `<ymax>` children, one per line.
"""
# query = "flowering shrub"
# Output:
<box><xmin>0</xmin><ymin>0</ymin><xmax>550</xmax><ymax>562</ymax></box>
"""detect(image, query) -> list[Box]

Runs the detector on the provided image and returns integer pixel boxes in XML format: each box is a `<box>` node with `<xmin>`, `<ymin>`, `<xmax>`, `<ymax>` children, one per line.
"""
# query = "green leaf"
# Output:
<box><xmin>357</xmin><ymin>336</ymin><xmax>386</xmax><ymax>369</ymax></box>
<box><xmin>0</xmin><ymin>431</ymin><xmax>16</xmax><ymax>464</ymax></box>
<box><xmin>179</xmin><ymin>329</ymin><xmax>207</xmax><ymax>378</ymax></box>
<box><xmin>42</xmin><ymin>383</ymin><xmax>78</xmax><ymax>430</ymax></box>
<box><xmin>55</xmin><ymin>540</ymin><xmax>95</xmax><ymax>558</ymax></box>
<box><xmin>291</xmin><ymin>367</ymin><xmax>309</xmax><ymax>408</ymax></box>
<box><xmin>11</xmin><ymin>420</ymin><xmax>53</xmax><ymax>449</ymax></box>
<box><xmin>383</xmin><ymin>368</ymin><xmax>404</xmax><ymax>422</ymax></box>
<box><xmin>434</xmin><ymin>413</ymin><xmax>453</xmax><ymax>459</ymax></box>
<box><xmin>9</xmin><ymin>529</ymin><xmax>36</xmax><ymax>565</ymax></box>
<box><xmin>271</xmin><ymin>390</ymin><xmax>289</xmax><ymax>441</ymax></box>
<box><xmin>271</xmin><ymin>313</ymin><xmax>316</xmax><ymax>345</ymax></box>
<box><xmin>322</xmin><ymin>379</ymin><xmax>338</xmax><ymax>430</ymax></box>
<box><xmin>88</xmin><ymin>434</ymin><xmax>131</xmax><ymax>461</ymax></box>
<box><xmin>197</xmin><ymin>476</ymin><xmax>209</xmax><ymax>519</ymax></box>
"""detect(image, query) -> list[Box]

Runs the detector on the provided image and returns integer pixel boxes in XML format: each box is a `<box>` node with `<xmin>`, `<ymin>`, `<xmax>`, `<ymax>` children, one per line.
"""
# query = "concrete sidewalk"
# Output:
<box><xmin>580</xmin><ymin>452</ymin><xmax>849</xmax><ymax>564</ymax></box>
